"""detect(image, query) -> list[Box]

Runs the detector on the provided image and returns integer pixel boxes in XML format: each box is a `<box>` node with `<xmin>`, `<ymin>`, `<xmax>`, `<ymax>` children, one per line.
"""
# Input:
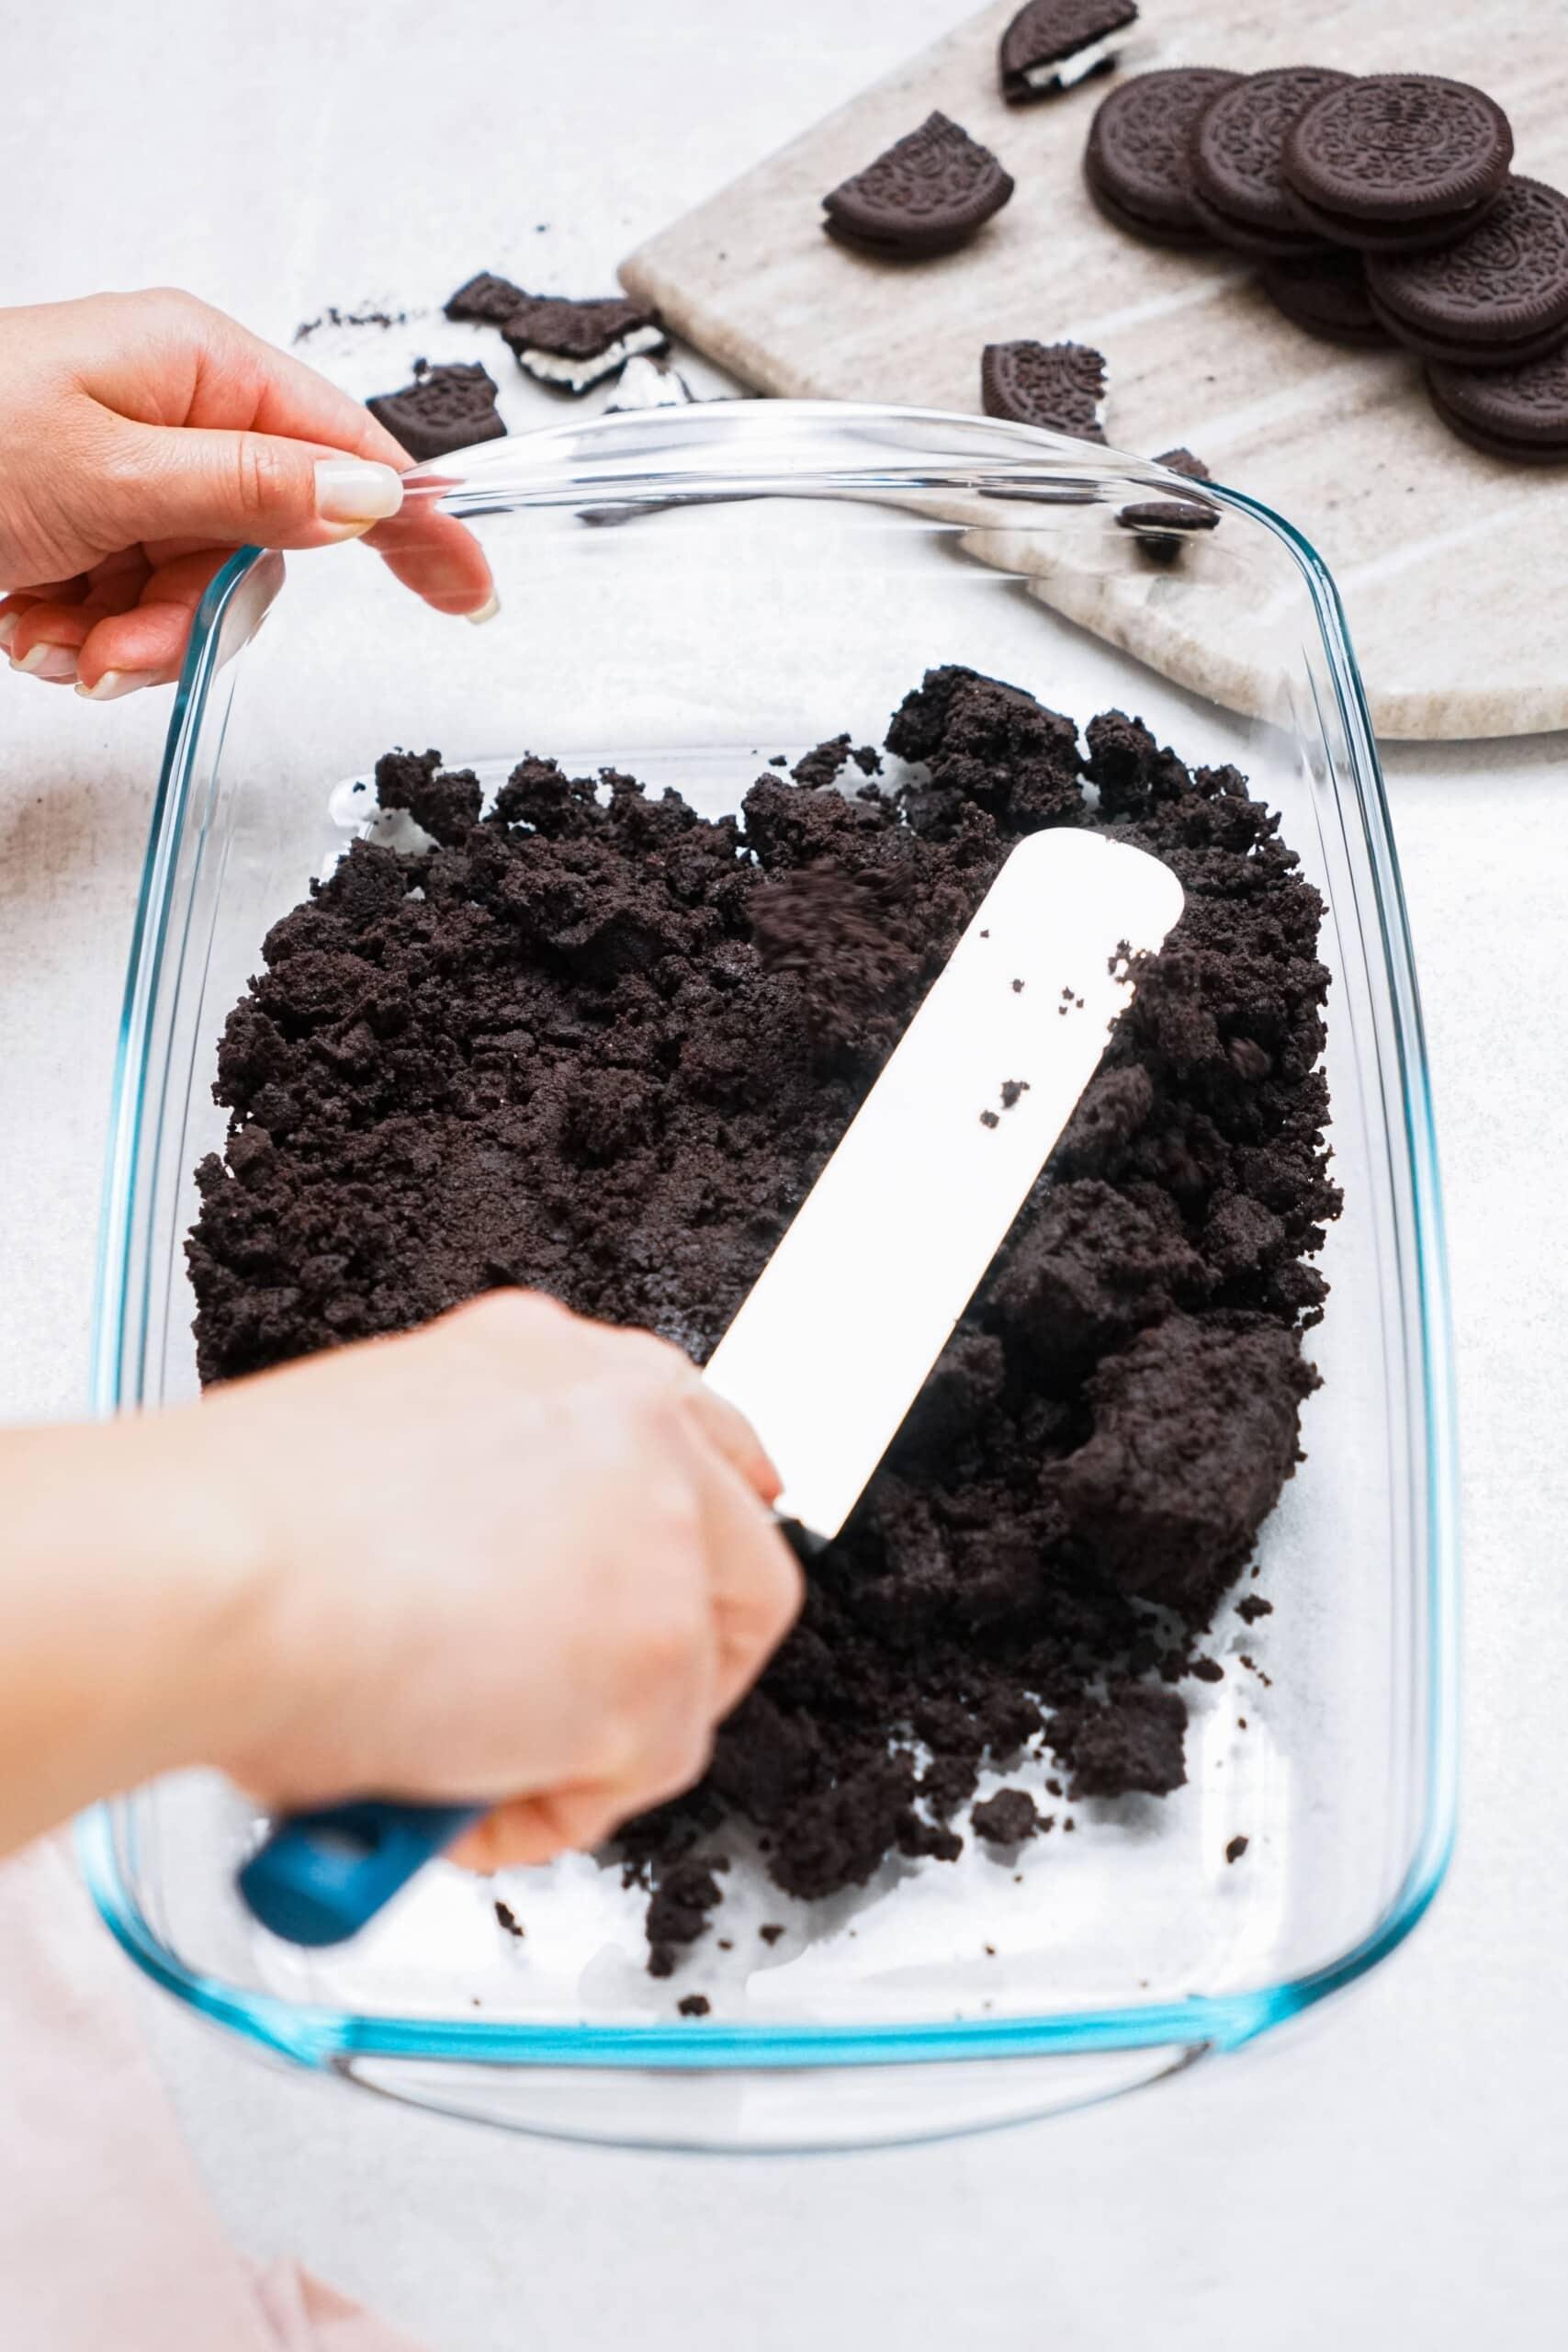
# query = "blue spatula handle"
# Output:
<box><xmin>238</xmin><ymin>1799</ymin><xmax>484</xmax><ymax>1946</ymax></box>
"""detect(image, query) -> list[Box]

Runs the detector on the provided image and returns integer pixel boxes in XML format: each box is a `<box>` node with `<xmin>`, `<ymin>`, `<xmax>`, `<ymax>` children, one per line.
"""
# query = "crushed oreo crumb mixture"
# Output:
<box><xmin>188</xmin><ymin>664</ymin><xmax>1336</xmax><ymax>1970</ymax></box>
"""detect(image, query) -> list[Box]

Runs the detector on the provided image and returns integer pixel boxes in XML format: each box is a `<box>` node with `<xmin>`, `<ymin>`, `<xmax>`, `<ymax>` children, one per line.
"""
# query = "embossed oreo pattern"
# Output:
<box><xmin>999</xmin><ymin>0</ymin><xmax>1137</xmax><ymax>97</ymax></box>
<box><xmin>1194</xmin><ymin>67</ymin><xmax>1352</xmax><ymax>232</ymax></box>
<box><xmin>1086</xmin><ymin>67</ymin><xmax>1243</xmax><ymax>230</ymax></box>
<box><xmin>825</xmin><ymin>112</ymin><xmax>1014</xmax><ymax>252</ymax></box>
<box><xmin>981</xmin><ymin>340</ymin><xmax>1108</xmax><ymax>437</ymax></box>
<box><xmin>1284</xmin><ymin>75</ymin><xmax>1514</xmax><ymax>224</ymax></box>
<box><xmin>1369</xmin><ymin>178</ymin><xmax>1568</xmax><ymax>346</ymax></box>
<box><xmin>1428</xmin><ymin>344</ymin><xmax>1568</xmax><ymax>459</ymax></box>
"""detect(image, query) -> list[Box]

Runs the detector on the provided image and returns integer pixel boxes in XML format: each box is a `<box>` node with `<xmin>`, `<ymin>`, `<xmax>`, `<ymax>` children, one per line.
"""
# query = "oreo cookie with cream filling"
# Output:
<box><xmin>366</xmin><ymin>360</ymin><xmax>507</xmax><ymax>462</ymax></box>
<box><xmin>501</xmin><ymin>293</ymin><xmax>666</xmax><ymax>392</ymax></box>
<box><xmin>1427</xmin><ymin>345</ymin><xmax>1568</xmax><ymax>462</ymax></box>
<box><xmin>1085</xmin><ymin>68</ymin><xmax>1244</xmax><ymax>246</ymax></box>
<box><xmin>1366</xmin><ymin>176</ymin><xmax>1568</xmax><ymax>368</ymax></box>
<box><xmin>1282</xmin><ymin>74</ymin><xmax>1513</xmax><ymax>254</ymax></box>
<box><xmin>999</xmin><ymin>0</ymin><xmax>1138</xmax><ymax>105</ymax></box>
<box><xmin>981</xmin><ymin>340</ymin><xmax>1108</xmax><ymax>439</ymax></box>
<box><xmin>823</xmin><ymin>112</ymin><xmax>1014</xmax><ymax>257</ymax></box>
<box><xmin>1190</xmin><ymin>67</ymin><xmax>1351</xmax><ymax>259</ymax></box>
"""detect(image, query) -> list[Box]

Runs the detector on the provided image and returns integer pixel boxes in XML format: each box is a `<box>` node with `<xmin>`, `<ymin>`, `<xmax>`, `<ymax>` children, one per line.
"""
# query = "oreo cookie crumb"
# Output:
<box><xmin>972</xmin><ymin>1788</ymin><xmax>1042</xmax><ymax>1843</ymax></box>
<box><xmin>1225</xmin><ymin>1834</ymin><xmax>1249</xmax><ymax>1864</ymax></box>
<box><xmin>760</xmin><ymin>1924</ymin><xmax>785</xmax><ymax>1945</ymax></box>
<box><xmin>1236</xmin><ymin>1592</ymin><xmax>1273</xmax><ymax>1623</ymax></box>
<box><xmin>190</xmin><ymin>664</ymin><xmax>1335</xmax><ymax>1965</ymax></box>
<box><xmin>677</xmin><ymin>1994</ymin><xmax>712</xmax><ymax>2017</ymax></box>
<box><xmin>493</xmin><ymin>1899</ymin><xmax>525</xmax><ymax>1939</ymax></box>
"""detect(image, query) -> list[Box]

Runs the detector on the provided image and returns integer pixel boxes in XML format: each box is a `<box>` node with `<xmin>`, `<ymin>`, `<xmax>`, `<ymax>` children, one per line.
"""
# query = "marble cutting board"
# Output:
<box><xmin>620</xmin><ymin>0</ymin><xmax>1568</xmax><ymax>741</ymax></box>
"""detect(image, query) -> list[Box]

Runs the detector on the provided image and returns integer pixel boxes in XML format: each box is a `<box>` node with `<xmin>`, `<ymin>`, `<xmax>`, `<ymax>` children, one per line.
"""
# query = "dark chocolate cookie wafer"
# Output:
<box><xmin>981</xmin><ymin>340</ymin><xmax>1108</xmax><ymax>438</ymax></box>
<box><xmin>500</xmin><ymin>294</ymin><xmax>665</xmax><ymax>392</ymax></box>
<box><xmin>1117</xmin><ymin>447</ymin><xmax>1220</xmax><ymax>561</ymax></box>
<box><xmin>1262</xmin><ymin>249</ymin><xmax>1393</xmax><ymax>348</ymax></box>
<box><xmin>999</xmin><ymin>0</ymin><xmax>1137</xmax><ymax>105</ymax></box>
<box><xmin>1283</xmin><ymin>75</ymin><xmax>1513</xmax><ymax>252</ymax></box>
<box><xmin>1427</xmin><ymin>345</ymin><xmax>1568</xmax><ymax>462</ymax></box>
<box><xmin>444</xmin><ymin>271</ymin><xmax>527</xmax><ymax>325</ymax></box>
<box><xmin>824</xmin><ymin>112</ymin><xmax>1014</xmax><ymax>256</ymax></box>
<box><xmin>366</xmin><ymin>361</ymin><xmax>507</xmax><ymax>462</ymax></box>
<box><xmin>1190</xmin><ymin>67</ymin><xmax>1351</xmax><ymax>259</ymax></box>
<box><xmin>1085</xmin><ymin>68</ymin><xmax>1243</xmax><ymax>245</ymax></box>
<box><xmin>1367</xmin><ymin>177</ymin><xmax>1568</xmax><ymax>369</ymax></box>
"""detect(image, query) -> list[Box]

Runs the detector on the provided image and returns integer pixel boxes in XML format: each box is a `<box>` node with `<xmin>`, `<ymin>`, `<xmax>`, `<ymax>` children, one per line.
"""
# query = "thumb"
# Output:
<box><xmin>100</xmin><ymin>418</ymin><xmax>404</xmax><ymax>550</ymax></box>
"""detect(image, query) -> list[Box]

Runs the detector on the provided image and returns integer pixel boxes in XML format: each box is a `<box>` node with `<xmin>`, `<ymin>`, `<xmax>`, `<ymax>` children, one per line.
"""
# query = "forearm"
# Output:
<box><xmin>0</xmin><ymin>1412</ymin><xmax>267</xmax><ymax>1852</ymax></box>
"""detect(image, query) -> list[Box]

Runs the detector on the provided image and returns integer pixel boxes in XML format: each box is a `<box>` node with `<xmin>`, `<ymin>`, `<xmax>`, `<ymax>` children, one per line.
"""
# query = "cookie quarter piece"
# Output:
<box><xmin>1117</xmin><ymin>446</ymin><xmax>1219</xmax><ymax>557</ymax></box>
<box><xmin>1367</xmin><ymin>177</ymin><xmax>1568</xmax><ymax>368</ymax></box>
<box><xmin>1283</xmin><ymin>74</ymin><xmax>1514</xmax><ymax>254</ymax></box>
<box><xmin>500</xmin><ymin>293</ymin><xmax>666</xmax><ymax>392</ymax></box>
<box><xmin>1190</xmin><ymin>67</ymin><xmax>1352</xmax><ymax>259</ymax></box>
<box><xmin>823</xmin><ymin>112</ymin><xmax>1015</xmax><ymax>257</ymax></box>
<box><xmin>981</xmin><ymin>340</ymin><xmax>1108</xmax><ymax>438</ymax></box>
<box><xmin>366</xmin><ymin>361</ymin><xmax>507</xmax><ymax>462</ymax></box>
<box><xmin>1085</xmin><ymin>68</ymin><xmax>1244</xmax><ymax>246</ymax></box>
<box><xmin>1427</xmin><ymin>344</ymin><xmax>1568</xmax><ymax>462</ymax></box>
<box><xmin>444</xmin><ymin>271</ymin><xmax>528</xmax><ymax>324</ymax></box>
<box><xmin>999</xmin><ymin>0</ymin><xmax>1138</xmax><ymax>105</ymax></box>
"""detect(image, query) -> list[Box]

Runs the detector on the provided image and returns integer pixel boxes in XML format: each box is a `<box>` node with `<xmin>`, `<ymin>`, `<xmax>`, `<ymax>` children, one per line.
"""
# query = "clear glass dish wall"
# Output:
<box><xmin>82</xmin><ymin>406</ymin><xmax>1457</xmax><ymax>2151</ymax></box>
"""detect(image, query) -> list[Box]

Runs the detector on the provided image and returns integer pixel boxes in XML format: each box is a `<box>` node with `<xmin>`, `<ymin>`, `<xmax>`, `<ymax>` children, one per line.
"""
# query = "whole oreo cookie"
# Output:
<box><xmin>366</xmin><ymin>362</ymin><xmax>507</xmax><ymax>462</ymax></box>
<box><xmin>1427</xmin><ymin>345</ymin><xmax>1568</xmax><ymax>462</ymax></box>
<box><xmin>1261</xmin><ymin>249</ymin><xmax>1393</xmax><ymax>348</ymax></box>
<box><xmin>824</xmin><ymin>112</ymin><xmax>1014</xmax><ymax>257</ymax></box>
<box><xmin>1367</xmin><ymin>177</ymin><xmax>1568</xmax><ymax>368</ymax></box>
<box><xmin>999</xmin><ymin>0</ymin><xmax>1138</xmax><ymax>105</ymax></box>
<box><xmin>981</xmin><ymin>340</ymin><xmax>1108</xmax><ymax>438</ymax></box>
<box><xmin>1086</xmin><ymin>68</ymin><xmax>1244</xmax><ymax>245</ymax></box>
<box><xmin>1283</xmin><ymin>75</ymin><xmax>1513</xmax><ymax>252</ymax></box>
<box><xmin>1190</xmin><ymin>67</ymin><xmax>1351</xmax><ymax>259</ymax></box>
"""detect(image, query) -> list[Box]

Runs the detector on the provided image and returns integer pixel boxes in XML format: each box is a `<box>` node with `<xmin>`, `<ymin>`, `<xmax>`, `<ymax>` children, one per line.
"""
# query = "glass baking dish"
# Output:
<box><xmin>79</xmin><ymin>403</ymin><xmax>1458</xmax><ymax>2151</ymax></box>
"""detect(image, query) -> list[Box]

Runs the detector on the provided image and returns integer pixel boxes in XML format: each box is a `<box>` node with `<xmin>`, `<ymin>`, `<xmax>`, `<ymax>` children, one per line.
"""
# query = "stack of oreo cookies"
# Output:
<box><xmin>1085</xmin><ymin>66</ymin><xmax>1568</xmax><ymax>462</ymax></box>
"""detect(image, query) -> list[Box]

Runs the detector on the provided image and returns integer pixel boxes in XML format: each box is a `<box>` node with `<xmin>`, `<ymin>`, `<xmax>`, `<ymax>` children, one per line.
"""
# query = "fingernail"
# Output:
<box><xmin>75</xmin><ymin>669</ymin><xmax>157</xmax><ymax>702</ymax></box>
<box><xmin>314</xmin><ymin>458</ymin><xmax>404</xmax><ymax>526</ymax></box>
<box><xmin>11</xmin><ymin>642</ymin><xmax>78</xmax><ymax>683</ymax></box>
<box><xmin>0</xmin><ymin>611</ymin><xmax>22</xmax><ymax>652</ymax></box>
<box><xmin>464</xmin><ymin>591</ymin><xmax>502</xmax><ymax>627</ymax></box>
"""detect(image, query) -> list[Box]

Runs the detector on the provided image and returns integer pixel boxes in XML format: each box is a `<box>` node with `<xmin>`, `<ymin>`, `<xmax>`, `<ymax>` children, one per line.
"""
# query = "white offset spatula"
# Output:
<box><xmin>238</xmin><ymin>827</ymin><xmax>1183</xmax><ymax>1944</ymax></box>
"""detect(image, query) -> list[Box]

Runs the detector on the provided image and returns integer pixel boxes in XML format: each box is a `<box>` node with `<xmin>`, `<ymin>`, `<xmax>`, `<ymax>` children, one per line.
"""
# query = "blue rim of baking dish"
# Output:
<box><xmin>78</xmin><ymin>409</ymin><xmax>1460</xmax><ymax>2076</ymax></box>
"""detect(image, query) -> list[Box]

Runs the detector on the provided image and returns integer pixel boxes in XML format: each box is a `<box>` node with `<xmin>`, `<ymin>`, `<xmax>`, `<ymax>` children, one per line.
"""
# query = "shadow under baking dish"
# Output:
<box><xmin>79</xmin><ymin>404</ymin><xmax>1458</xmax><ymax>2151</ymax></box>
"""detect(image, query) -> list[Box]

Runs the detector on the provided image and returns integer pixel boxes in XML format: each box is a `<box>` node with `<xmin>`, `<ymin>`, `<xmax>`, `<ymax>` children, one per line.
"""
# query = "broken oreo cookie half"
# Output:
<box><xmin>981</xmin><ymin>339</ymin><xmax>1108</xmax><ymax>438</ymax></box>
<box><xmin>365</xmin><ymin>360</ymin><xmax>507</xmax><ymax>463</ymax></box>
<box><xmin>501</xmin><ymin>293</ymin><xmax>666</xmax><ymax>392</ymax></box>
<box><xmin>823</xmin><ymin>111</ymin><xmax>1014</xmax><ymax>257</ymax></box>
<box><xmin>999</xmin><ymin>0</ymin><xmax>1138</xmax><ymax>105</ymax></box>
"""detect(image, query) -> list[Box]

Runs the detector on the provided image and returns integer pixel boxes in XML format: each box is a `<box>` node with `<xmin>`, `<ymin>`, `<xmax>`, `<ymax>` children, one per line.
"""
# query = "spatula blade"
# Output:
<box><xmin>704</xmin><ymin>828</ymin><xmax>1183</xmax><ymax>1541</ymax></box>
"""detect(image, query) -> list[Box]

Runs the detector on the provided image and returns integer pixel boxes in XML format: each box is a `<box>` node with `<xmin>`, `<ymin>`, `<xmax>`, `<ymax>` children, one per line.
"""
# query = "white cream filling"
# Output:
<box><xmin>1025</xmin><ymin>33</ymin><xmax>1122</xmax><ymax>90</ymax></box>
<box><xmin>515</xmin><ymin>324</ymin><xmax>665</xmax><ymax>391</ymax></box>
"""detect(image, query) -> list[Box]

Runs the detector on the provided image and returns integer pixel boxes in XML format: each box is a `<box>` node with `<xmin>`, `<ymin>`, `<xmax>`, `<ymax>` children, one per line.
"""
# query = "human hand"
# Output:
<box><xmin>180</xmin><ymin>1292</ymin><xmax>803</xmax><ymax>1872</ymax></box>
<box><xmin>0</xmin><ymin>288</ymin><xmax>494</xmax><ymax>701</ymax></box>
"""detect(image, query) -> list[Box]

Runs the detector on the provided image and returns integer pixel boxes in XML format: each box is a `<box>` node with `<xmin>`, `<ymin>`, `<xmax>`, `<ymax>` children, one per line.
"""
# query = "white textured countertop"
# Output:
<box><xmin>3</xmin><ymin>5</ymin><xmax>1565</xmax><ymax>2346</ymax></box>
